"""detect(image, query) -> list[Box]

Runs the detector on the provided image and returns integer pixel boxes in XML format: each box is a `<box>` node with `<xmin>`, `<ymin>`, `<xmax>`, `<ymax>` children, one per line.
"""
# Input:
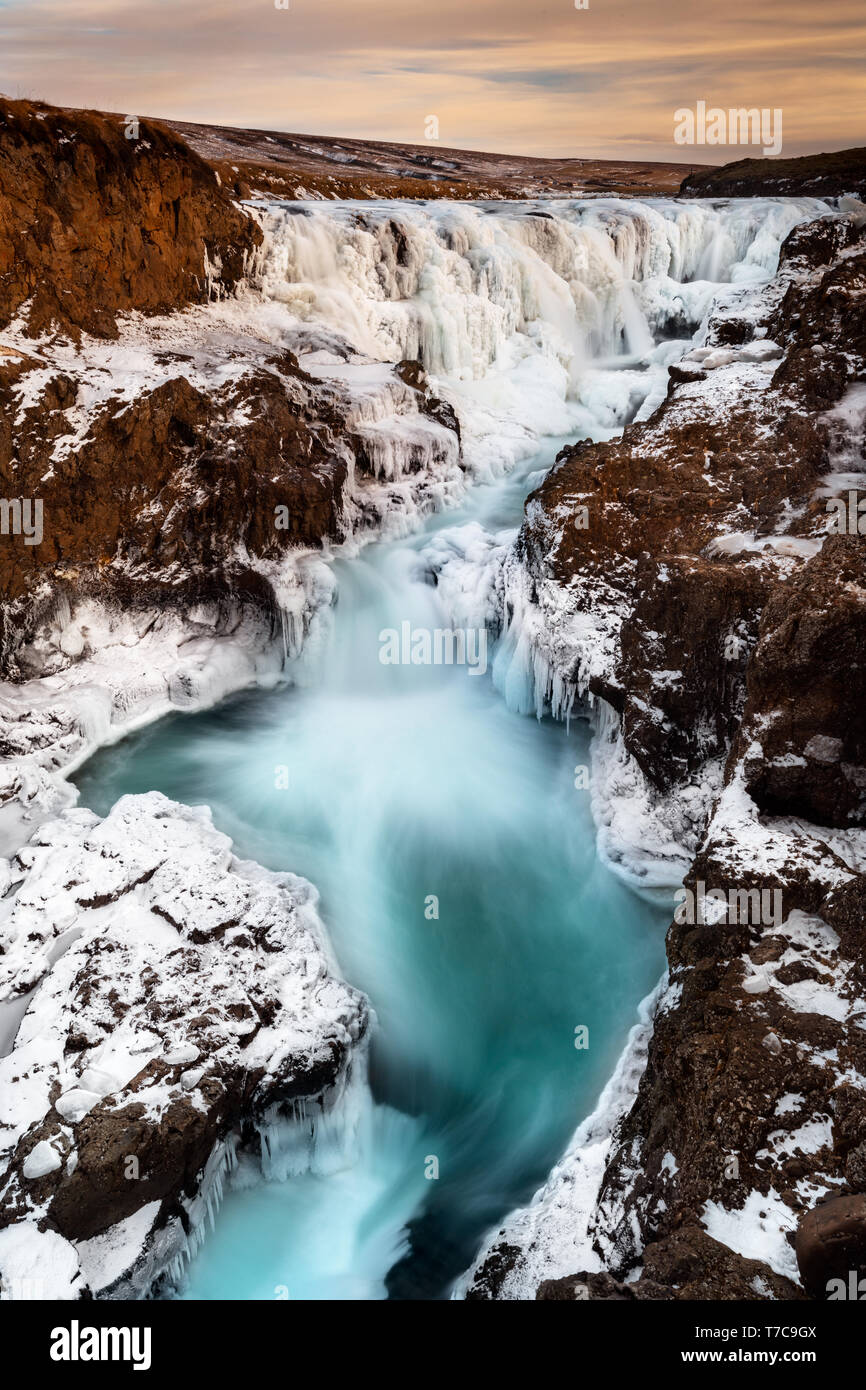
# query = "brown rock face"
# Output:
<box><xmin>518</xmin><ymin>219</ymin><xmax>866</xmax><ymax>797</ymax></box>
<box><xmin>576</xmin><ymin>446</ymin><xmax>866</xmax><ymax>1301</ymax></box>
<box><xmin>591</xmin><ymin>823</ymin><xmax>865</xmax><ymax>1277</ymax></box>
<box><xmin>636</xmin><ymin>1227</ymin><xmax>804</xmax><ymax>1300</ymax></box>
<box><xmin>0</xmin><ymin>355</ymin><xmax>342</xmax><ymax>668</ymax></box>
<box><xmin>0</xmin><ymin>98</ymin><xmax>262</xmax><ymax>338</ymax></box>
<box><xmin>735</xmin><ymin>537</ymin><xmax>866</xmax><ymax>826</ymax></box>
<box><xmin>0</xmin><ymin>336</ymin><xmax>459</xmax><ymax>675</ymax></box>
<box><xmin>796</xmin><ymin>1195</ymin><xmax>866</xmax><ymax>1298</ymax></box>
<box><xmin>619</xmin><ymin>557</ymin><xmax>767</xmax><ymax>789</ymax></box>
<box><xmin>44</xmin><ymin>1070</ymin><xmax>237</xmax><ymax>1243</ymax></box>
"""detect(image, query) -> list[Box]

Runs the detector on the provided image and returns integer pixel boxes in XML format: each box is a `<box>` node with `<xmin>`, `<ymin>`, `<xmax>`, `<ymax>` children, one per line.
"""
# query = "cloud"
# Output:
<box><xmin>481</xmin><ymin>69</ymin><xmax>608</xmax><ymax>94</ymax></box>
<box><xmin>0</xmin><ymin>0</ymin><xmax>863</xmax><ymax>159</ymax></box>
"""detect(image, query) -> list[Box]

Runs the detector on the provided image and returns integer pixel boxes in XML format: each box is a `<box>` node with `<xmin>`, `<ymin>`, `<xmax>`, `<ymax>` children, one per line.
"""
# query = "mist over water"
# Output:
<box><xmin>75</xmin><ymin>443</ymin><xmax>667</xmax><ymax>1299</ymax></box>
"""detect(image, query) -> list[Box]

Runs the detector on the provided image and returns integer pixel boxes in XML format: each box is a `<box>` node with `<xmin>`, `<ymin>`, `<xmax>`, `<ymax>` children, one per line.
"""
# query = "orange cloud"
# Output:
<box><xmin>1</xmin><ymin>0</ymin><xmax>863</xmax><ymax>159</ymax></box>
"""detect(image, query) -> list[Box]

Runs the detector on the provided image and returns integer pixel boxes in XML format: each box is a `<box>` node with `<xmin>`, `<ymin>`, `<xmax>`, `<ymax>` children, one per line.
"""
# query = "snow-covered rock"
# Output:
<box><xmin>0</xmin><ymin>792</ymin><xmax>368</xmax><ymax>1298</ymax></box>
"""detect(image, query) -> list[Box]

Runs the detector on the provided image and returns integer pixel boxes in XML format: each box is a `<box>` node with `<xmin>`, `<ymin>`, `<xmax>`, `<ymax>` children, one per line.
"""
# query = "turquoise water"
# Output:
<box><xmin>74</xmin><ymin>443</ymin><xmax>668</xmax><ymax>1300</ymax></box>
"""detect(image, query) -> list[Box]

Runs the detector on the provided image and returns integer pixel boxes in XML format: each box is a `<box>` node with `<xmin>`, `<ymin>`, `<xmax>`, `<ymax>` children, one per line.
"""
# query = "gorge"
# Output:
<box><xmin>1</xmin><ymin>102</ymin><xmax>865</xmax><ymax>1303</ymax></box>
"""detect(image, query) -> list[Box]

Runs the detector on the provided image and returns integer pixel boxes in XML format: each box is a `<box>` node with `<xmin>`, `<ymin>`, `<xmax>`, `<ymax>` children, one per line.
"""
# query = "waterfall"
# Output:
<box><xmin>58</xmin><ymin>193</ymin><xmax>836</xmax><ymax>1304</ymax></box>
<box><xmin>251</xmin><ymin>197</ymin><xmax>829</xmax><ymax>383</ymax></box>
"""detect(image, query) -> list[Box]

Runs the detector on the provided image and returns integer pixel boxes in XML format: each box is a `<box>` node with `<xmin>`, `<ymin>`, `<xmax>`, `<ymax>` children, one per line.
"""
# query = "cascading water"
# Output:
<box><xmin>75</xmin><ymin>441</ymin><xmax>668</xmax><ymax>1299</ymax></box>
<box><xmin>73</xmin><ymin>193</ymin><xmax>827</xmax><ymax>1299</ymax></box>
<box><xmin>253</xmin><ymin>196</ymin><xmax>824</xmax><ymax>381</ymax></box>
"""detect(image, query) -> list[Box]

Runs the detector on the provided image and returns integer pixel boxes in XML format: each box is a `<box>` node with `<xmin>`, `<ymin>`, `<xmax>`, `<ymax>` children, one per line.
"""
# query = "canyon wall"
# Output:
<box><xmin>464</xmin><ymin>210</ymin><xmax>866</xmax><ymax>1301</ymax></box>
<box><xmin>0</xmin><ymin>98</ymin><xmax>261</xmax><ymax>338</ymax></box>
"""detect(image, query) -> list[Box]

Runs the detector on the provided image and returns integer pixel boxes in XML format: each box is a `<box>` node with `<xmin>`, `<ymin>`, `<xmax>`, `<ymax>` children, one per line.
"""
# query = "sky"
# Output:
<box><xmin>1</xmin><ymin>0</ymin><xmax>864</xmax><ymax>162</ymax></box>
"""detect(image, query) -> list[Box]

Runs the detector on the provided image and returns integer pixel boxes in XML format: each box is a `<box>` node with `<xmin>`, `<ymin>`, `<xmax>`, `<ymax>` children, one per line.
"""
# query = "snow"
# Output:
<box><xmin>75</xmin><ymin>1202</ymin><xmax>162</xmax><ymax>1295</ymax></box>
<box><xmin>733</xmin><ymin>901</ymin><xmax>851</xmax><ymax>1033</ymax></box>
<box><xmin>697</xmin><ymin>773</ymin><xmax>854</xmax><ymax>894</ymax></box>
<box><xmin>701</xmin><ymin>1189</ymin><xmax>800</xmax><ymax>1283</ymax></box>
<box><xmin>709</xmin><ymin>532</ymin><xmax>823</xmax><ymax>560</ymax></box>
<box><xmin>54</xmin><ymin>1089</ymin><xmax>102</xmax><ymax>1122</ymax></box>
<box><xmin>0</xmin><ymin>1224</ymin><xmax>83</xmax><ymax>1300</ymax></box>
<box><xmin>759</xmin><ymin>1116</ymin><xmax>833</xmax><ymax>1160</ymax></box>
<box><xmin>775</xmin><ymin>1093</ymin><xmax>805</xmax><ymax>1116</ymax></box>
<box><xmin>21</xmin><ymin>1139</ymin><xmax>62</xmax><ymax>1179</ymax></box>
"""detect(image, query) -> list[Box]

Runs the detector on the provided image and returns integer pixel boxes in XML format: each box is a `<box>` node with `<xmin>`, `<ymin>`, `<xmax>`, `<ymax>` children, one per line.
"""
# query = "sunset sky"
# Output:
<box><xmin>1</xmin><ymin>0</ymin><xmax>863</xmax><ymax>161</ymax></box>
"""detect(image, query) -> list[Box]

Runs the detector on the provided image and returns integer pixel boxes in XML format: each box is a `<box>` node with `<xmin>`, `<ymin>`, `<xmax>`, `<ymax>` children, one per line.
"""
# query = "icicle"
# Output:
<box><xmin>255</xmin><ymin>1052</ymin><xmax>372</xmax><ymax>1183</ymax></box>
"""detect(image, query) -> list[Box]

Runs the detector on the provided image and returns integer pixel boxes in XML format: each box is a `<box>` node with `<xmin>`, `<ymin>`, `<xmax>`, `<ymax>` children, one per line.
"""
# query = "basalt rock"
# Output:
<box><xmin>734</xmin><ymin>537</ymin><xmax>866</xmax><ymax>826</ymax></box>
<box><xmin>0</xmin><ymin>357</ymin><xmax>345</xmax><ymax>669</ymax></box>
<box><xmin>590</xmin><ymin>816</ymin><xmax>863</xmax><ymax>1276</ymax></box>
<box><xmin>638</xmin><ymin>1227</ymin><xmax>805</xmax><ymax>1300</ymax></box>
<box><xmin>517</xmin><ymin>217</ymin><xmax>866</xmax><ymax>794</ymax></box>
<box><xmin>0</xmin><ymin>339</ymin><xmax>460</xmax><ymax>675</ymax></box>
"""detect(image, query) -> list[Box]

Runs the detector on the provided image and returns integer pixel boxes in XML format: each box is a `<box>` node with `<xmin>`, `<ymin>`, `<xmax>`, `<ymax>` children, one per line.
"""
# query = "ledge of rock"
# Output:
<box><xmin>0</xmin><ymin>329</ymin><xmax>461</xmax><ymax>676</ymax></box>
<box><xmin>680</xmin><ymin>147</ymin><xmax>866</xmax><ymax>200</ymax></box>
<box><xmin>0</xmin><ymin>792</ymin><xmax>368</xmax><ymax>1297</ymax></box>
